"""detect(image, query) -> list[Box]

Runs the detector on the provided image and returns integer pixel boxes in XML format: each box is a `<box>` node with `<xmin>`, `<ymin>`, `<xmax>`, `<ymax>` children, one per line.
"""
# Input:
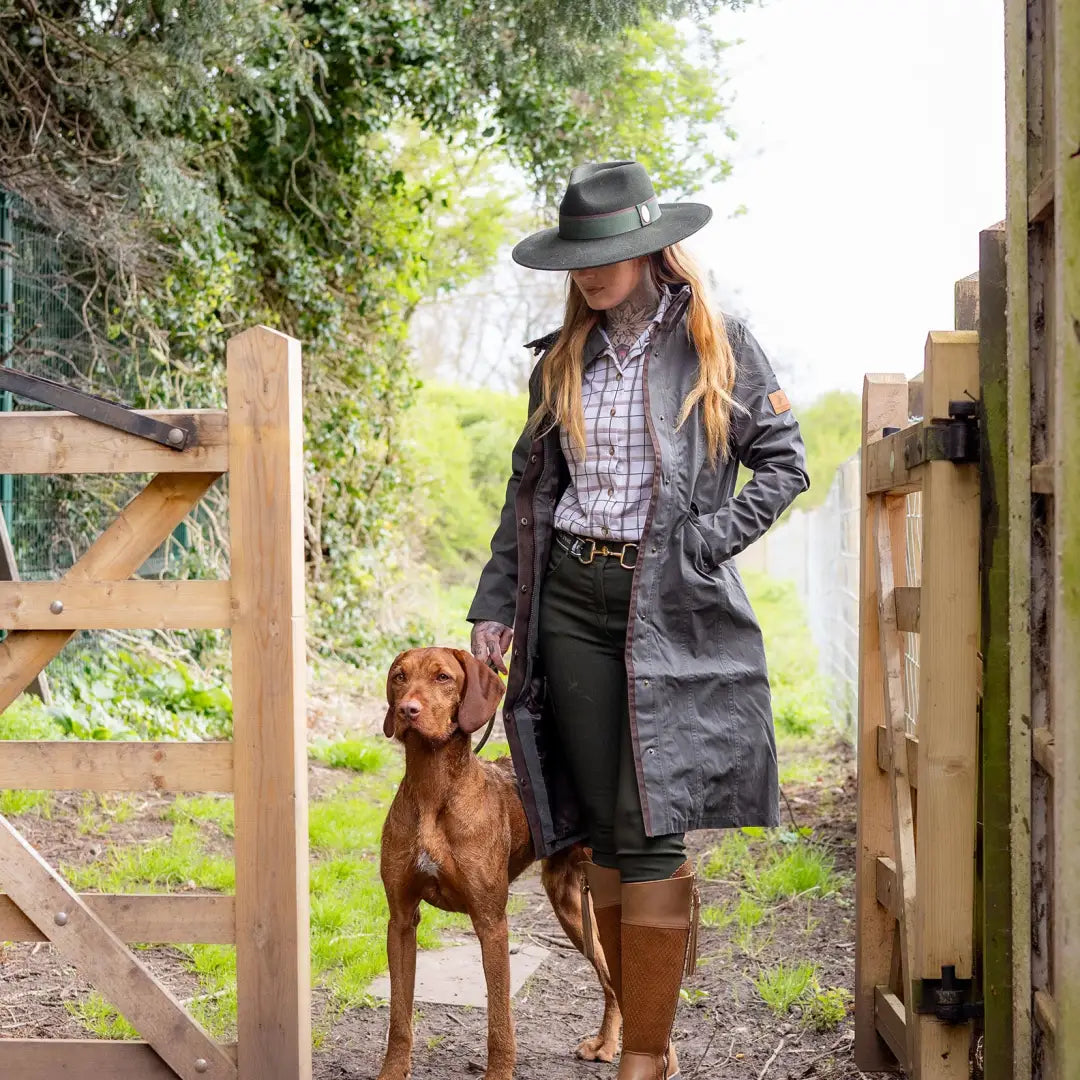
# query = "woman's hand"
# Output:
<box><xmin>471</xmin><ymin>620</ymin><xmax>513</xmax><ymax>675</ymax></box>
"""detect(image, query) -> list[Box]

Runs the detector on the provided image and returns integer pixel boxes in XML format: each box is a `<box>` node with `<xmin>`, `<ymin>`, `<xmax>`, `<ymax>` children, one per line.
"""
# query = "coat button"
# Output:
<box><xmin>520</xmin><ymin>517</ymin><xmax>528</xmax><ymax>525</ymax></box>
<box><xmin>530</xmin><ymin>454</ymin><xmax>538</xmax><ymax>462</ymax></box>
<box><xmin>520</xmin><ymin>585</ymin><xmax>528</xmax><ymax>593</ymax></box>
<box><xmin>643</xmin><ymin>679</ymin><xmax>649</xmax><ymax>687</ymax></box>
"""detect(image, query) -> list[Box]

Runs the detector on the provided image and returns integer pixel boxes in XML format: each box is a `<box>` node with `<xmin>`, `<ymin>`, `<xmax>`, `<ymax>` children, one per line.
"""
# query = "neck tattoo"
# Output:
<box><xmin>604</xmin><ymin>273</ymin><xmax>661</xmax><ymax>360</ymax></box>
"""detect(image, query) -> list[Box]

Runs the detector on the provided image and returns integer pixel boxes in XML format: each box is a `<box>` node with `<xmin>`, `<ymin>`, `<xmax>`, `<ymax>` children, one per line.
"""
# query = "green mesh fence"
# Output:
<box><xmin>0</xmin><ymin>190</ymin><xmax>193</xmax><ymax>690</ymax></box>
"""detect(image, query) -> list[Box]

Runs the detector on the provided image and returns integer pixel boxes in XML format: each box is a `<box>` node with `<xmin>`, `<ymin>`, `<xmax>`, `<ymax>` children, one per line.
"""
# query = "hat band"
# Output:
<box><xmin>559</xmin><ymin>196</ymin><xmax>662</xmax><ymax>241</ymax></box>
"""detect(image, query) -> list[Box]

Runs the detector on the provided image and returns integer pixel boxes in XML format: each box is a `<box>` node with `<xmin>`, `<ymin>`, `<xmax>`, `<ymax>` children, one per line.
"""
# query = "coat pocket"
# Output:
<box><xmin>684</xmin><ymin>504</ymin><xmax>716</xmax><ymax>574</ymax></box>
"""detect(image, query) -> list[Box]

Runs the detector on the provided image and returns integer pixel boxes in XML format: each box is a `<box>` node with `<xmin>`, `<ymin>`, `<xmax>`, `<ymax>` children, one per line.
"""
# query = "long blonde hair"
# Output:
<box><xmin>529</xmin><ymin>243</ymin><xmax>738</xmax><ymax>465</ymax></box>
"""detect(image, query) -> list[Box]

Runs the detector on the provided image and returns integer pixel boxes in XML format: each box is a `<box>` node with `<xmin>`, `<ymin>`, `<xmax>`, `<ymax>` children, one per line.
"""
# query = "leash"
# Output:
<box><xmin>473</xmin><ymin>711</ymin><xmax>497</xmax><ymax>754</ymax></box>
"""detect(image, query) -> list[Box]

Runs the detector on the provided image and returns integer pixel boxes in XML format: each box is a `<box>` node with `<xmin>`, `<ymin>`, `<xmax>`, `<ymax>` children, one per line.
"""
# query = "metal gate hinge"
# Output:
<box><xmin>903</xmin><ymin>400</ymin><xmax>979</xmax><ymax>469</ymax></box>
<box><xmin>913</xmin><ymin>965</ymin><xmax>984</xmax><ymax>1024</ymax></box>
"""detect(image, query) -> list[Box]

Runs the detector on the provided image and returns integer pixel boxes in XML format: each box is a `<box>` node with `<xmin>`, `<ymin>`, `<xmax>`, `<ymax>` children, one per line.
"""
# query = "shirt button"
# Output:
<box><xmin>602</xmin><ymin>526</ymin><xmax>610</xmax><ymax>536</ymax></box>
<box><xmin>609</xmin><ymin>446</ymin><xmax>615</xmax><ymax>455</ymax></box>
<box><xmin>610</xmin><ymin>408</ymin><xmax>616</xmax><ymax>416</ymax></box>
<box><xmin>608</xmin><ymin>487</ymin><xmax>614</xmax><ymax>496</ymax></box>
<box><xmin>616</xmin><ymin>373</ymin><xmax>623</xmax><ymax>381</ymax></box>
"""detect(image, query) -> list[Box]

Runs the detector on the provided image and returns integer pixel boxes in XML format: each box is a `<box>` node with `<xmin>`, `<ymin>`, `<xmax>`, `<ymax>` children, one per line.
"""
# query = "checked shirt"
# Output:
<box><xmin>553</xmin><ymin>286</ymin><xmax>673</xmax><ymax>543</ymax></box>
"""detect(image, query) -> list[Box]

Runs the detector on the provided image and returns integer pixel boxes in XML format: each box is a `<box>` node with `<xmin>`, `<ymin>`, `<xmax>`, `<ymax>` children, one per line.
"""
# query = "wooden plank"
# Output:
<box><xmin>227</xmin><ymin>326</ymin><xmax>312</xmax><ymax>1080</ymax></box>
<box><xmin>1033</xmin><ymin>728</ymin><xmax>1055</xmax><ymax>776</ymax></box>
<box><xmin>0</xmin><ymin>816</ymin><xmax>236</xmax><ymax>1080</ymax></box>
<box><xmin>894</xmin><ymin>586</ymin><xmax>921</xmax><ymax>633</ymax></box>
<box><xmin>908</xmin><ymin>372</ymin><xmax>924</xmax><ymax>420</ymax></box>
<box><xmin>0</xmin><ymin>512</ymin><xmax>49</xmax><ymax>702</ymax></box>
<box><xmin>0</xmin><ymin>472</ymin><xmax>219</xmax><ymax>711</ymax></box>
<box><xmin>876</xmin><ymin>725</ymin><xmax>919</xmax><ymax>788</ymax></box>
<box><xmin>0</xmin><ymin>741</ymin><xmax>233</xmax><ymax>792</ymax></box>
<box><xmin>1036</xmin><ymin>988</ymin><xmax>1059</xmax><ymax>1040</ymax></box>
<box><xmin>0</xmin><ymin>409</ymin><xmax>228</xmax><ymax>474</ymax></box>
<box><xmin>874</xmin><ymin>495</ymin><xmax>918</xmax><ymax>1070</ymax></box>
<box><xmin>955</xmin><ymin>272</ymin><xmax>980</xmax><ymax>332</ymax></box>
<box><xmin>1029</xmin><ymin>173</ymin><xmax>1055</xmax><ymax>223</ymax></box>
<box><xmin>0</xmin><ymin>893</ymin><xmax>235</xmax><ymax>944</ymax></box>
<box><xmin>1004</xmin><ymin>0</ymin><xmax>1034</xmax><ymax>1070</ymax></box>
<box><xmin>978</xmin><ymin>224</ymin><xmax>1015</xmax><ymax>1079</ymax></box>
<box><xmin>1031</xmin><ymin>460</ymin><xmax>1054</xmax><ymax>493</ymax></box>
<box><xmin>855</xmin><ymin>373</ymin><xmax>909</xmax><ymax>1072</ymax></box>
<box><xmin>914</xmin><ymin>331</ymin><xmax>981</xmax><ymax>1078</ymax></box>
<box><xmin>0</xmin><ymin>579</ymin><xmax>232</xmax><ymax>631</ymax></box>
<box><xmin>1054</xmin><ymin>4</ymin><xmax>1080</xmax><ymax>1079</ymax></box>
<box><xmin>863</xmin><ymin>428</ymin><xmax>922</xmax><ymax>495</ymax></box>
<box><xmin>0</xmin><ymin>1040</ymin><xmax>237</xmax><ymax>1079</ymax></box>
<box><xmin>874</xmin><ymin>986</ymin><xmax>908</xmax><ymax>1072</ymax></box>
<box><xmin>876</xmin><ymin>856</ymin><xmax>898</xmax><ymax>918</ymax></box>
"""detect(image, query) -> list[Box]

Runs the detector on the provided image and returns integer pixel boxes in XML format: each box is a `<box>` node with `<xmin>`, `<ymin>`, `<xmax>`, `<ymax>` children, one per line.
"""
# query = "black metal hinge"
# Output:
<box><xmin>914</xmin><ymin>965</ymin><xmax>984</xmax><ymax>1024</ymax></box>
<box><xmin>903</xmin><ymin>400</ymin><xmax>979</xmax><ymax>469</ymax></box>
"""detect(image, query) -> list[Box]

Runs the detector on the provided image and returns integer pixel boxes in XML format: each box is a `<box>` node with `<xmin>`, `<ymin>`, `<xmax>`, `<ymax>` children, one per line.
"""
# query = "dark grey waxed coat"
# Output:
<box><xmin>467</xmin><ymin>288</ymin><xmax>810</xmax><ymax>858</ymax></box>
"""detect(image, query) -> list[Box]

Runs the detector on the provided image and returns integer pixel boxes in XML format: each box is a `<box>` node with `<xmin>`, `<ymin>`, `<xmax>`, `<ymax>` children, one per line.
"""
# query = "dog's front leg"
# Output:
<box><xmin>377</xmin><ymin>900</ymin><xmax>421</xmax><ymax>1080</ymax></box>
<box><xmin>472</xmin><ymin>910</ymin><xmax>515</xmax><ymax>1080</ymax></box>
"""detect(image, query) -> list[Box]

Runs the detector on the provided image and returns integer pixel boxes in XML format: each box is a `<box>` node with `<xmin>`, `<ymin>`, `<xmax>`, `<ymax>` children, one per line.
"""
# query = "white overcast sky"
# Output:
<box><xmin>679</xmin><ymin>0</ymin><xmax>1005</xmax><ymax>401</ymax></box>
<box><xmin>414</xmin><ymin>0</ymin><xmax>1006</xmax><ymax>404</ymax></box>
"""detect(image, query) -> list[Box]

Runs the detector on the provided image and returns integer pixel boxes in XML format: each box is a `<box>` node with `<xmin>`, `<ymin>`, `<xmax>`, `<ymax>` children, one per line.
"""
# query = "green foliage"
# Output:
<box><xmin>741</xmin><ymin>572</ymin><xmax>832</xmax><ymax>736</ymax></box>
<box><xmin>0</xmin><ymin>789</ymin><xmax>52</xmax><ymax>817</ymax></box>
<box><xmin>65</xmin><ymin>992</ymin><xmax>140</xmax><ymax>1040</ymax></box>
<box><xmin>164</xmin><ymin>795</ymin><xmax>236</xmax><ymax>838</ymax></box>
<box><xmin>0</xmin><ymin>1</ymin><xmax>741</xmax><ymax>664</ymax></box>
<box><xmin>47</xmin><ymin>648</ymin><xmax>232</xmax><ymax>742</ymax></box>
<box><xmin>804</xmin><ymin>985</ymin><xmax>854</xmax><ymax>1032</ymax></box>
<box><xmin>409</xmin><ymin>383</ymin><xmax>529</xmax><ymax>583</ymax></box>
<box><xmin>792</xmin><ymin>390</ymin><xmax>861</xmax><ymax>510</ymax></box>
<box><xmin>0</xmin><ymin>695</ymin><xmax>64</xmax><ymax>741</ymax></box>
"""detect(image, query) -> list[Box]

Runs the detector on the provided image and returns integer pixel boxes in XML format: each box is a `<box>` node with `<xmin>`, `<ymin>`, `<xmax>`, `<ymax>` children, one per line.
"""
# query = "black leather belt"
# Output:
<box><xmin>555</xmin><ymin>529</ymin><xmax>639</xmax><ymax>569</ymax></box>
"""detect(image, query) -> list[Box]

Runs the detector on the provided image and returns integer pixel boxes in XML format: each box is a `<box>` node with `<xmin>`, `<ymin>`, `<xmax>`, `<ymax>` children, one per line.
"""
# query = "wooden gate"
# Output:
<box><xmin>0</xmin><ymin>327</ymin><xmax>311</xmax><ymax>1080</ymax></box>
<box><xmin>854</xmin><ymin>333</ymin><xmax>982</xmax><ymax>1077</ymax></box>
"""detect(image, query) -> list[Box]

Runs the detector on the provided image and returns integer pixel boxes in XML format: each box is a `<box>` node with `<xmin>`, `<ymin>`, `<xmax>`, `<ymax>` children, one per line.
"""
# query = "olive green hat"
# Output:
<box><xmin>511</xmin><ymin>160</ymin><xmax>712</xmax><ymax>271</ymax></box>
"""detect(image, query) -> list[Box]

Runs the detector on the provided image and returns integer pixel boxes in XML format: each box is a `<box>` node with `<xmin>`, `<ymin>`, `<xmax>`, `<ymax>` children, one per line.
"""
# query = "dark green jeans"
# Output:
<box><xmin>538</xmin><ymin>539</ymin><xmax>686</xmax><ymax>883</ymax></box>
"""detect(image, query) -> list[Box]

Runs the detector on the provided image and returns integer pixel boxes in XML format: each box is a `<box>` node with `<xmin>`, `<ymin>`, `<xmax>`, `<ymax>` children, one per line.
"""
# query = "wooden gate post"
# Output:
<box><xmin>227</xmin><ymin>326</ymin><xmax>312</xmax><ymax>1080</ymax></box>
<box><xmin>855</xmin><ymin>372</ymin><xmax>909</xmax><ymax>1072</ymax></box>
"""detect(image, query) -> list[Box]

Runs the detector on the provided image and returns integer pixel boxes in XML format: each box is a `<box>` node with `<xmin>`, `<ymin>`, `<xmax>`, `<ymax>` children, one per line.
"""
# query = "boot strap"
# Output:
<box><xmin>684</xmin><ymin>883</ymin><xmax>700</xmax><ymax>978</ymax></box>
<box><xmin>580</xmin><ymin>875</ymin><xmax>595</xmax><ymax>962</ymax></box>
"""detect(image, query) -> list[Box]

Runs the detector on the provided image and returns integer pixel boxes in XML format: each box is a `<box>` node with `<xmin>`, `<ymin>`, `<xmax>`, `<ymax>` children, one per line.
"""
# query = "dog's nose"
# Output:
<box><xmin>398</xmin><ymin>699</ymin><xmax>422</xmax><ymax>720</ymax></box>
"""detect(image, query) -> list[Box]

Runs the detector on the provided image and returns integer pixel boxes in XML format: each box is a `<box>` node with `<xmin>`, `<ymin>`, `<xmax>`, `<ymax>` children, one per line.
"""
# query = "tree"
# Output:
<box><xmin>0</xmin><ymin>0</ymin><xmax>742</xmax><ymax>658</ymax></box>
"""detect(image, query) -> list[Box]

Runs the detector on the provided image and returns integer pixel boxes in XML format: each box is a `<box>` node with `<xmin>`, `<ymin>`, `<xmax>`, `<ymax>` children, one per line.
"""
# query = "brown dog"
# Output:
<box><xmin>376</xmin><ymin>647</ymin><xmax>619</xmax><ymax>1080</ymax></box>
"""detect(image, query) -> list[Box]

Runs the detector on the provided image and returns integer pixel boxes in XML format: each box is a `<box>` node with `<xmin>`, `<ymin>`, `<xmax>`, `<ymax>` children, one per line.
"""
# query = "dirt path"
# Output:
<box><xmin>319</xmin><ymin>738</ymin><xmax>883</xmax><ymax>1080</ymax></box>
<box><xmin>0</xmin><ymin>737</ymin><xmax>888</xmax><ymax>1080</ymax></box>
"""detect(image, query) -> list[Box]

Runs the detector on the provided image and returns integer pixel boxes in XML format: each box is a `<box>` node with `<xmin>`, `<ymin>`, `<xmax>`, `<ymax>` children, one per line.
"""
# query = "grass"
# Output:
<box><xmin>309</xmin><ymin>737</ymin><xmax>396</xmax><ymax>774</ymax></box>
<box><xmin>754</xmin><ymin>961</ymin><xmax>818</xmax><ymax>1014</ymax></box>
<box><xmin>0</xmin><ymin>789</ymin><xmax>52</xmax><ymax>816</ymax></box>
<box><xmin>164</xmin><ymin>794</ymin><xmax>235</xmax><ymax>837</ymax></box>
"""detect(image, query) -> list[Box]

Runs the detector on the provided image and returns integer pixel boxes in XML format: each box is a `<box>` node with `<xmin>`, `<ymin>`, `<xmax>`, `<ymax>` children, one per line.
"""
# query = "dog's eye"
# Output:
<box><xmin>435</xmin><ymin>672</ymin><xmax>452</xmax><ymax>682</ymax></box>
<box><xmin>392</xmin><ymin>670</ymin><xmax>406</xmax><ymax>682</ymax></box>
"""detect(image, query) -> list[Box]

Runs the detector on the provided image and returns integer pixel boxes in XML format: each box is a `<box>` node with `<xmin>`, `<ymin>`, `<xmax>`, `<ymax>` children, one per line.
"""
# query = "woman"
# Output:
<box><xmin>468</xmin><ymin>161</ymin><xmax>809</xmax><ymax>1080</ymax></box>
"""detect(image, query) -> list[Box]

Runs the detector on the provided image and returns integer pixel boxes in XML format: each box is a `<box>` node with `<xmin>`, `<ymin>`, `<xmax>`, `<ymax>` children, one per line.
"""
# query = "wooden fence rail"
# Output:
<box><xmin>0</xmin><ymin>326</ymin><xmax>311</xmax><ymax>1080</ymax></box>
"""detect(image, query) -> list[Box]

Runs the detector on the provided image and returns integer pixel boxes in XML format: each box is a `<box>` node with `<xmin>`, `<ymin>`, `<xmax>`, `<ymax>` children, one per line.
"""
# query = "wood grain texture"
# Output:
<box><xmin>876</xmin><ymin>726</ymin><xmax>919</xmax><ymax>788</ymax></box>
<box><xmin>914</xmin><ymin>332</ymin><xmax>982</xmax><ymax>1077</ymax></box>
<box><xmin>874</xmin><ymin>495</ymin><xmax>918</xmax><ymax>1071</ymax></box>
<box><xmin>0</xmin><ymin>816</ymin><xmax>236</xmax><ymax>1080</ymax></box>
<box><xmin>1053</xmin><ymin>4</ymin><xmax>1080</xmax><ymax>1078</ymax></box>
<box><xmin>0</xmin><ymin>892</ymin><xmax>235</xmax><ymax>943</ymax></box>
<box><xmin>0</xmin><ymin>579</ymin><xmax>232</xmax><ymax>630</ymax></box>
<box><xmin>0</xmin><ymin>409</ymin><xmax>228</xmax><ymax>474</ymax></box>
<box><xmin>226</xmin><ymin>326</ymin><xmax>312</xmax><ymax>1080</ymax></box>
<box><xmin>876</xmin><ymin>856</ymin><xmax>898</xmax><ymax>919</ymax></box>
<box><xmin>855</xmin><ymin>372</ymin><xmax>909</xmax><ymax>1072</ymax></box>
<box><xmin>1004</xmin><ymin>0</ymin><xmax>1034</xmax><ymax>1069</ymax></box>
<box><xmin>0</xmin><ymin>741</ymin><xmax>233</xmax><ymax>792</ymax></box>
<box><xmin>0</xmin><ymin>472</ymin><xmax>218</xmax><ymax>710</ymax></box>
<box><xmin>893</xmin><ymin>586</ymin><xmax>921</xmax><ymax>633</ymax></box>
<box><xmin>0</xmin><ymin>1040</ymin><xmax>237</xmax><ymax>1078</ymax></box>
<box><xmin>863</xmin><ymin>428</ymin><xmax>922</xmax><ymax>495</ymax></box>
<box><xmin>874</xmin><ymin>986</ymin><xmax>908</xmax><ymax>1072</ymax></box>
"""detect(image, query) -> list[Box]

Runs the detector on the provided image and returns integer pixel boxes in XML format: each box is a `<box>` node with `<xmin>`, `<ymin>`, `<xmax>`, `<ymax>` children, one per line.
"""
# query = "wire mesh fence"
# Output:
<box><xmin>737</xmin><ymin>452</ymin><xmax>924</xmax><ymax>741</ymax></box>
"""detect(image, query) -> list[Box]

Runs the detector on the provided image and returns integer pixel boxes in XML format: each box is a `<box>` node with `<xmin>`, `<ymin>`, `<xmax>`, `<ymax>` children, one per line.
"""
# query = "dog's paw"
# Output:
<box><xmin>575</xmin><ymin>1033</ymin><xmax>618</xmax><ymax>1063</ymax></box>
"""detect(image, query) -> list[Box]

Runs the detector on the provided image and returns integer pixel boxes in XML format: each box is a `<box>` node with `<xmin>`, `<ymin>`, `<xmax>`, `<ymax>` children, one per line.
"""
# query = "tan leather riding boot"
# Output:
<box><xmin>616</xmin><ymin>862</ymin><xmax>699</xmax><ymax>1080</ymax></box>
<box><xmin>583</xmin><ymin>862</ymin><xmax>624</xmax><ymax>998</ymax></box>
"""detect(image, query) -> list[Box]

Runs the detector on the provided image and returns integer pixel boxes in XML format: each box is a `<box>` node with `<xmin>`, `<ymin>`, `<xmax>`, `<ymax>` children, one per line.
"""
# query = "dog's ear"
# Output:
<box><xmin>450</xmin><ymin>649</ymin><xmax>505</xmax><ymax>734</ymax></box>
<box><xmin>383</xmin><ymin>651</ymin><xmax>407</xmax><ymax>739</ymax></box>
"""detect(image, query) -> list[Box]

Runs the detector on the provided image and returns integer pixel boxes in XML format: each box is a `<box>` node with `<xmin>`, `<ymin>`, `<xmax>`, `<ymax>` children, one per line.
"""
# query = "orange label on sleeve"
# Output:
<box><xmin>768</xmin><ymin>389</ymin><xmax>791</xmax><ymax>415</ymax></box>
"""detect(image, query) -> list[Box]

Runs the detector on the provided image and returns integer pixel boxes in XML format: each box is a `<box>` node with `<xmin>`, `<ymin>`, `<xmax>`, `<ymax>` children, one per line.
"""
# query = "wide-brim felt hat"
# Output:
<box><xmin>512</xmin><ymin>160</ymin><xmax>712</xmax><ymax>271</ymax></box>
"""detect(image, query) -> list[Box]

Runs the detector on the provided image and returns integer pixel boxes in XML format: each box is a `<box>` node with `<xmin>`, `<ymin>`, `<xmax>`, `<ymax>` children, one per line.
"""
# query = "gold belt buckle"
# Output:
<box><xmin>579</xmin><ymin>539</ymin><xmax>597</xmax><ymax>565</ymax></box>
<box><xmin>619</xmin><ymin>544</ymin><xmax>639</xmax><ymax>569</ymax></box>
